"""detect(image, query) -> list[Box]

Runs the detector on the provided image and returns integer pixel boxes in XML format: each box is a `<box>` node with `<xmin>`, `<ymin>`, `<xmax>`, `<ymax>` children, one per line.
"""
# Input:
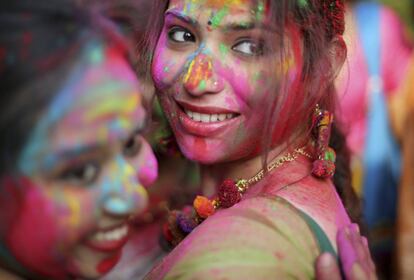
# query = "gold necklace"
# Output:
<box><xmin>204</xmin><ymin>146</ymin><xmax>312</xmax><ymax>211</ymax></box>
<box><xmin>235</xmin><ymin>146</ymin><xmax>312</xmax><ymax>194</ymax></box>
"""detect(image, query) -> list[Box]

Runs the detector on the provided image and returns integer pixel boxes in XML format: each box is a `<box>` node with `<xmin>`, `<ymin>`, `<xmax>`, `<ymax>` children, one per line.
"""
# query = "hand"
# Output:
<box><xmin>316</xmin><ymin>223</ymin><xmax>377</xmax><ymax>280</ymax></box>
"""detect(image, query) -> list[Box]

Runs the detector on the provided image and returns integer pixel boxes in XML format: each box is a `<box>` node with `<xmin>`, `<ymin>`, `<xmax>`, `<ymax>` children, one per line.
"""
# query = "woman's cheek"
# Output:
<box><xmin>216</xmin><ymin>64</ymin><xmax>256</xmax><ymax>104</ymax></box>
<box><xmin>5</xmin><ymin>178</ymin><xmax>70</xmax><ymax>276</ymax></box>
<box><xmin>152</xmin><ymin>40</ymin><xmax>185</xmax><ymax>89</ymax></box>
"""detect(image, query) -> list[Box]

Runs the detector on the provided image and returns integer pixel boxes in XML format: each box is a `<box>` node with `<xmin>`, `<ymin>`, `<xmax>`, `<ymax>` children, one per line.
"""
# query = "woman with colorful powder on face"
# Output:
<box><xmin>140</xmin><ymin>0</ymin><xmax>376</xmax><ymax>279</ymax></box>
<box><xmin>0</xmin><ymin>0</ymin><xmax>158</xmax><ymax>279</ymax></box>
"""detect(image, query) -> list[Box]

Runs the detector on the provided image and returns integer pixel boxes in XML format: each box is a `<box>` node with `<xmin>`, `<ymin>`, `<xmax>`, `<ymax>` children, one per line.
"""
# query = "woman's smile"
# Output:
<box><xmin>84</xmin><ymin>223</ymin><xmax>130</xmax><ymax>253</ymax></box>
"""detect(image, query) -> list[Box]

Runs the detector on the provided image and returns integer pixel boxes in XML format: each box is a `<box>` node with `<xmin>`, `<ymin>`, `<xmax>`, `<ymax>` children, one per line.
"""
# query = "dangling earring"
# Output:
<box><xmin>312</xmin><ymin>104</ymin><xmax>336</xmax><ymax>178</ymax></box>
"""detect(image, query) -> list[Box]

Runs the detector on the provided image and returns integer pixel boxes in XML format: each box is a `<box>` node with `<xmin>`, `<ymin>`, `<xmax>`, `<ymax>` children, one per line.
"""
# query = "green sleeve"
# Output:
<box><xmin>149</xmin><ymin>196</ymin><xmax>327</xmax><ymax>280</ymax></box>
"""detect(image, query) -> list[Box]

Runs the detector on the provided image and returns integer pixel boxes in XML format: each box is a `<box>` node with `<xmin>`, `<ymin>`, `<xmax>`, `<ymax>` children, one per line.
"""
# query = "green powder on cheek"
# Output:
<box><xmin>253</xmin><ymin>72</ymin><xmax>261</xmax><ymax>82</ymax></box>
<box><xmin>219</xmin><ymin>43</ymin><xmax>228</xmax><ymax>56</ymax></box>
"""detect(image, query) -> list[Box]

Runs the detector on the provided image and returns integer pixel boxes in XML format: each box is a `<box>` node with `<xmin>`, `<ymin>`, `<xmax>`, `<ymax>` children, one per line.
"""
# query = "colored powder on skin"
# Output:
<box><xmin>104</xmin><ymin>197</ymin><xmax>130</xmax><ymax>215</ymax></box>
<box><xmin>198</xmin><ymin>80</ymin><xmax>207</xmax><ymax>91</ymax></box>
<box><xmin>206</xmin><ymin>0</ymin><xmax>250</xmax><ymax>8</ymax></box>
<box><xmin>18</xmin><ymin>42</ymin><xmax>111</xmax><ymax>175</ymax></box>
<box><xmin>255</xmin><ymin>1</ymin><xmax>265</xmax><ymax>21</ymax></box>
<box><xmin>209</xmin><ymin>6</ymin><xmax>229</xmax><ymax>29</ymax></box>
<box><xmin>100</xmin><ymin>156</ymin><xmax>147</xmax><ymax>215</ymax></box>
<box><xmin>88</xmin><ymin>45</ymin><xmax>104</xmax><ymax>64</ymax></box>
<box><xmin>163</xmin><ymin>61</ymin><xmax>176</xmax><ymax>73</ymax></box>
<box><xmin>18</xmin><ymin>68</ymin><xmax>82</xmax><ymax>175</ymax></box>
<box><xmin>85</xmin><ymin>90</ymin><xmax>138</xmax><ymax>121</ymax></box>
<box><xmin>192</xmin><ymin>138</ymin><xmax>207</xmax><ymax>159</ymax></box>
<box><xmin>64</xmin><ymin>194</ymin><xmax>81</xmax><ymax>228</ymax></box>
<box><xmin>182</xmin><ymin>0</ymin><xmax>199</xmax><ymax>14</ymax></box>
<box><xmin>183</xmin><ymin>53</ymin><xmax>213</xmax><ymax>91</ymax></box>
<box><xmin>253</xmin><ymin>72</ymin><xmax>261</xmax><ymax>82</ymax></box>
<box><xmin>219</xmin><ymin>43</ymin><xmax>228</xmax><ymax>57</ymax></box>
<box><xmin>6</xmin><ymin>179</ymin><xmax>67</xmax><ymax>278</ymax></box>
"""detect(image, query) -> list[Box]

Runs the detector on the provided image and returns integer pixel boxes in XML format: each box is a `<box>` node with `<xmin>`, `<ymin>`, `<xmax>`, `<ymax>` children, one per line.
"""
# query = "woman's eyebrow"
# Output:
<box><xmin>221</xmin><ymin>21</ymin><xmax>277</xmax><ymax>33</ymax></box>
<box><xmin>39</xmin><ymin>144</ymin><xmax>107</xmax><ymax>173</ymax></box>
<box><xmin>165</xmin><ymin>9</ymin><xmax>200</xmax><ymax>29</ymax></box>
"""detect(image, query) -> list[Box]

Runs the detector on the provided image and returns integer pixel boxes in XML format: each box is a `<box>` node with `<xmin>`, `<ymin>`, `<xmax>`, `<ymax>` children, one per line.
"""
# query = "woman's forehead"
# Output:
<box><xmin>168</xmin><ymin>0</ymin><xmax>266</xmax><ymax>14</ymax></box>
<box><xmin>167</xmin><ymin>0</ymin><xmax>269</xmax><ymax>27</ymax></box>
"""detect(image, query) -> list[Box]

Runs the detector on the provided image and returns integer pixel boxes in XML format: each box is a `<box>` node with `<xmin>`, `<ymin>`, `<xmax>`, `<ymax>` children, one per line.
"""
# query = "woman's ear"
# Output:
<box><xmin>329</xmin><ymin>35</ymin><xmax>347</xmax><ymax>78</ymax></box>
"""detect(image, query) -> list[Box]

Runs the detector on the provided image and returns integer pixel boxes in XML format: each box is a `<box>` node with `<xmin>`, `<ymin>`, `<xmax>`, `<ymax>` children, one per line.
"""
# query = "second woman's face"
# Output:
<box><xmin>0</xmin><ymin>44</ymin><xmax>158</xmax><ymax>279</ymax></box>
<box><xmin>152</xmin><ymin>0</ymin><xmax>302</xmax><ymax>164</ymax></box>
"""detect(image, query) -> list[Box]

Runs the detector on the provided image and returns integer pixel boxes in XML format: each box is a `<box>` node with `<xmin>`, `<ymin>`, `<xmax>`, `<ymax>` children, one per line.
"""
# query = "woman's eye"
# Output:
<box><xmin>59</xmin><ymin>162</ymin><xmax>100</xmax><ymax>186</ymax></box>
<box><xmin>232</xmin><ymin>40</ymin><xmax>264</xmax><ymax>56</ymax></box>
<box><xmin>123</xmin><ymin>135</ymin><xmax>143</xmax><ymax>157</ymax></box>
<box><xmin>168</xmin><ymin>27</ymin><xmax>196</xmax><ymax>43</ymax></box>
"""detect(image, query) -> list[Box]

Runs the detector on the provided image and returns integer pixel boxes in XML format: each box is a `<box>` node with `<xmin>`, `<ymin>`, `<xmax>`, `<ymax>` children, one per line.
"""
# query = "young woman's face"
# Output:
<box><xmin>0</xmin><ymin>43</ymin><xmax>158</xmax><ymax>279</ymax></box>
<box><xmin>152</xmin><ymin>0</ymin><xmax>302</xmax><ymax>164</ymax></box>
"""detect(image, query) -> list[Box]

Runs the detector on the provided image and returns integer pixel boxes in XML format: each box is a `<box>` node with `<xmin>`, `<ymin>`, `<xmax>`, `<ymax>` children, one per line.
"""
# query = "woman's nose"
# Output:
<box><xmin>100</xmin><ymin>156</ymin><xmax>148</xmax><ymax>216</ymax></box>
<box><xmin>183</xmin><ymin>53</ymin><xmax>224</xmax><ymax>96</ymax></box>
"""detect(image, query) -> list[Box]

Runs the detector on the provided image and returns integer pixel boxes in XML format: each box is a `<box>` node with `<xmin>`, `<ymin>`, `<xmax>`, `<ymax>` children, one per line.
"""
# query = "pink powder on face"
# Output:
<box><xmin>137</xmin><ymin>142</ymin><xmax>159</xmax><ymax>188</ymax></box>
<box><xmin>3</xmin><ymin>177</ymin><xmax>69</xmax><ymax>279</ymax></box>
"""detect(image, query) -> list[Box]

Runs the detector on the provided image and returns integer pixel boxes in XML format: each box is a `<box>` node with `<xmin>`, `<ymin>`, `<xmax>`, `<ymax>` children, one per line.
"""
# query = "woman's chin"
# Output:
<box><xmin>67</xmin><ymin>247</ymin><xmax>121</xmax><ymax>280</ymax></box>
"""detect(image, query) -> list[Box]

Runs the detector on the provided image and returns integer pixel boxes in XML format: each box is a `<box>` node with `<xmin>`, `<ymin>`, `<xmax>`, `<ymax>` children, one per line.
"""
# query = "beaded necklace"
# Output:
<box><xmin>163</xmin><ymin>146</ymin><xmax>313</xmax><ymax>248</ymax></box>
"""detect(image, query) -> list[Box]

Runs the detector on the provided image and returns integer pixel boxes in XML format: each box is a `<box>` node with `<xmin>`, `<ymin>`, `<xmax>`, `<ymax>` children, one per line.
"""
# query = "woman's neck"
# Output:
<box><xmin>199</xmin><ymin>140</ymin><xmax>303</xmax><ymax>196</ymax></box>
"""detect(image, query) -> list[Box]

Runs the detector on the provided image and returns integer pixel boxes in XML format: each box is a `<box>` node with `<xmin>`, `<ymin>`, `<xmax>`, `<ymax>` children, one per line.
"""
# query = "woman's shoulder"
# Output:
<box><xmin>146</xmin><ymin>196</ymin><xmax>321</xmax><ymax>280</ymax></box>
<box><xmin>270</xmin><ymin>175</ymin><xmax>350</xmax><ymax>249</ymax></box>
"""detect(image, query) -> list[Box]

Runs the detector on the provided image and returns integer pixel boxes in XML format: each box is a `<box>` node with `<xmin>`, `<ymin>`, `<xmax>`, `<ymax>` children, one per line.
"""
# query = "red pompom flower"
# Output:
<box><xmin>218</xmin><ymin>179</ymin><xmax>241</xmax><ymax>208</ymax></box>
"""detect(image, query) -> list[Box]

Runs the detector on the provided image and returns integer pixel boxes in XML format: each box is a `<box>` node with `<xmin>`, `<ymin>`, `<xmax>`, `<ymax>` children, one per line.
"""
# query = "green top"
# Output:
<box><xmin>146</xmin><ymin>195</ymin><xmax>336</xmax><ymax>280</ymax></box>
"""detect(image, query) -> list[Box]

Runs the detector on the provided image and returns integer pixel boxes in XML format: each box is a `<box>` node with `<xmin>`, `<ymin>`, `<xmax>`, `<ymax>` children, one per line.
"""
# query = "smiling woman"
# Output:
<box><xmin>143</xmin><ymin>0</ymin><xmax>366</xmax><ymax>279</ymax></box>
<box><xmin>0</xmin><ymin>1</ymin><xmax>157</xmax><ymax>279</ymax></box>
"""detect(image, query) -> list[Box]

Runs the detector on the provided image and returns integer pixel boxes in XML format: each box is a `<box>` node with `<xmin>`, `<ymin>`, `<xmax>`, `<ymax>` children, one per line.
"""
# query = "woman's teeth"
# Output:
<box><xmin>185</xmin><ymin>110</ymin><xmax>235</xmax><ymax>123</ymax></box>
<box><xmin>92</xmin><ymin>225</ymin><xmax>128</xmax><ymax>242</ymax></box>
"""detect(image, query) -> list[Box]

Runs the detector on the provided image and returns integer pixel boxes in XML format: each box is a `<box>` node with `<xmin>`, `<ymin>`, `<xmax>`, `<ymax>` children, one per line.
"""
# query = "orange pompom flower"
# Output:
<box><xmin>193</xmin><ymin>196</ymin><xmax>215</xmax><ymax>219</ymax></box>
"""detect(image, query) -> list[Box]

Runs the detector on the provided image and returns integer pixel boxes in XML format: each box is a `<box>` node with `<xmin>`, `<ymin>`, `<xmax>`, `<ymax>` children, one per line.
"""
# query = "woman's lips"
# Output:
<box><xmin>175</xmin><ymin>101</ymin><xmax>241</xmax><ymax>137</ymax></box>
<box><xmin>84</xmin><ymin>224</ymin><xmax>130</xmax><ymax>253</ymax></box>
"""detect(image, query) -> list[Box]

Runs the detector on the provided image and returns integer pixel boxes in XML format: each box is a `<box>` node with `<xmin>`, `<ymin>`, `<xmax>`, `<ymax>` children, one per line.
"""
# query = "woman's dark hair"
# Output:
<box><xmin>143</xmin><ymin>0</ymin><xmax>361</xmax><ymax>224</ymax></box>
<box><xmin>0</xmin><ymin>0</ymin><xmax>130</xmax><ymax>175</ymax></box>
